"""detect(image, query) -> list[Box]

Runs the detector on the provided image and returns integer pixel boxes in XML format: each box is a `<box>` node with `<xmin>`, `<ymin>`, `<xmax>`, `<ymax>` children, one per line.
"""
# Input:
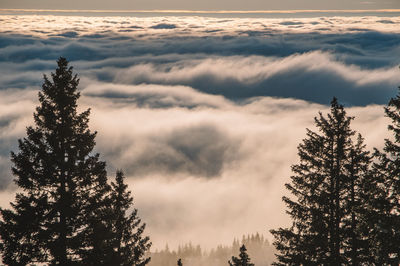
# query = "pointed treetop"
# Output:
<box><xmin>229</xmin><ymin>244</ymin><xmax>254</xmax><ymax>266</ymax></box>
<box><xmin>177</xmin><ymin>258</ymin><xmax>183</xmax><ymax>266</ymax></box>
<box><xmin>331</xmin><ymin>96</ymin><xmax>338</xmax><ymax>105</ymax></box>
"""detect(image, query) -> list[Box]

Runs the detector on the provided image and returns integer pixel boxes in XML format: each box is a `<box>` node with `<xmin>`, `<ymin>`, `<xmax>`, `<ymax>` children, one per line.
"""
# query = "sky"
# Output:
<box><xmin>0</xmin><ymin>7</ymin><xmax>400</xmax><ymax>255</ymax></box>
<box><xmin>1</xmin><ymin>0</ymin><xmax>399</xmax><ymax>11</ymax></box>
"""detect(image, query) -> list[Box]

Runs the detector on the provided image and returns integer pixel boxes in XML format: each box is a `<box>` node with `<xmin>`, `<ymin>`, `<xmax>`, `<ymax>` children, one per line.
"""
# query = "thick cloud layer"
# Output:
<box><xmin>0</xmin><ymin>14</ymin><xmax>398</xmax><ymax>250</ymax></box>
<box><xmin>1</xmin><ymin>15</ymin><xmax>400</xmax><ymax>104</ymax></box>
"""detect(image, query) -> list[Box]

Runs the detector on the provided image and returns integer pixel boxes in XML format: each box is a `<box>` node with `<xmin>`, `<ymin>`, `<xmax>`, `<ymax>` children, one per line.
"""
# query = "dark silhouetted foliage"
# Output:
<box><xmin>0</xmin><ymin>58</ymin><xmax>150</xmax><ymax>265</ymax></box>
<box><xmin>149</xmin><ymin>233</ymin><xmax>274</xmax><ymax>266</ymax></box>
<box><xmin>369</xmin><ymin>86</ymin><xmax>400</xmax><ymax>264</ymax></box>
<box><xmin>228</xmin><ymin>244</ymin><xmax>254</xmax><ymax>266</ymax></box>
<box><xmin>108</xmin><ymin>171</ymin><xmax>151</xmax><ymax>266</ymax></box>
<box><xmin>270</xmin><ymin>98</ymin><xmax>372</xmax><ymax>265</ymax></box>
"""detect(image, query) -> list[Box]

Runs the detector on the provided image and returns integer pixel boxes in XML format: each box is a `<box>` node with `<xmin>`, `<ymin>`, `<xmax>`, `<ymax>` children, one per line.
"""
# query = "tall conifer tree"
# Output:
<box><xmin>370</xmin><ymin>87</ymin><xmax>400</xmax><ymax>264</ymax></box>
<box><xmin>108</xmin><ymin>171</ymin><xmax>151</xmax><ymax>266</ymax></box>
<box><xmin>270</xmin><ymin>98</ymin><xmax>371</xmax><ymax>265</ymax></box>
<box><xmin>341</xmin><ymin>135</ymin><xmax>373</xmax><ymax>265</ymax></box>
<box><xmin>0</xmin><ymin>58</ymin><xmax>150</xmax><ymax>265</ymax></box>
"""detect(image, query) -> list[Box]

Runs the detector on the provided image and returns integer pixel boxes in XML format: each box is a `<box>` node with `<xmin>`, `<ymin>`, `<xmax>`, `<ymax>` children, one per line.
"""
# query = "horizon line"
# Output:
<box><xmin>1</xmin><ymin>8</ymin><xmax>400</xmax><ymax>14</ymax></box>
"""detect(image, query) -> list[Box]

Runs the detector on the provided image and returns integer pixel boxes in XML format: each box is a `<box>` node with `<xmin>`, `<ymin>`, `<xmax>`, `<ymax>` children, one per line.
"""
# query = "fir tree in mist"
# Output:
<box><xmin>0</xmin><ymin>58</ymin><xmax>150</xmax><ymax>265</ymax></box>
<box><xmin>177</xmin><ymin>258</ymin><xmax>183</xmax><ymax>266</ymax></box>
<box><xmin>108</xmin><ymin>171</ymin><xmax>151</xmax><ymax>266</ymax></box>
<box><xmin>228</xmin><ymin>245</ymin><xmax>254</xmax><ymax>266</ymax></box>
<box><xmin>270</xmin><ymin>98</ymin><xmax>372</xmax><ymax>265</ymax></box>
<box><xmin>369</xmin><ymin>85</ymin><xmax>400</xmax><ymax>264</ymax></box>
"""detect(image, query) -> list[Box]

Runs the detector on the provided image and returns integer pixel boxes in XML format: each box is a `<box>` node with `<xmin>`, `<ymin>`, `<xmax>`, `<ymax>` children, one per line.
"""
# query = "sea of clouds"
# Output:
<box><xmin>0</xmin><ymin>14</ymin><xmax>399</xmax><ymax>249</ymax></box>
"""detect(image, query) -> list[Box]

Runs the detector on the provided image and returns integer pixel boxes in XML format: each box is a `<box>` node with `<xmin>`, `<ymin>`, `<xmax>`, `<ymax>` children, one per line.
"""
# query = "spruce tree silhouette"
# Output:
<box><xmin>270</xmin><ymin>98</ymin><xmax>372</xmax><ymax>265</ymax></box>
<box><xmin>108</xmin><ymin>171</ymin><xmax>151</xmax><ymax>266</ymax></box>
<box><xmin>370</xmin><ymin>86</ymin><xmax>400</xmax><ymax>264</ymax></box>
<box><xmin>228</xmin><ymin>244</ymin><xmax>254</xmax><ymax>266</ymax></box>
<box><xmin>0</xmin><ymin>58</ymin><xmax>150</xmax><ymax>265</ymax></box>
<box><xmin>177</xmin><ymin>258</ymin><xmax>183</xmax><ymax>266</ymax></box>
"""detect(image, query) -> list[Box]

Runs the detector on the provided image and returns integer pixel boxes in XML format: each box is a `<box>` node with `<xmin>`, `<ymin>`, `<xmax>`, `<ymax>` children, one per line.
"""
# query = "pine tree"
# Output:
<box><xmin>108</xmin><ymin>170</ymin><xmax>151</xmax><ymax>266</ymax></box>
<box><xmin>370</xmin><ymin>87</ymin><xmax>400</xmax><ymax>264</ymax></box>
<box><xmin>359</xmin><ymin>151</ymin><xmax>390</xmax><ymax>265</ymax></box>
<box><xmin>228</xmin><ymin>244</ymin><xmax>254</xmax><ymax>266</ymax></box>
<box><xmin>177</xmin><ymin>258</ymin><xmax>183</xmax><ymax>266</ymax></box>
<box><xmin>341</xmin><ymin>135</ymin><xmax>373</xmax><ymax>265</ymax></box>
<box><xmin>270</xmin><ymin>98</ymin><xmax>372</xmax><ymax>265</ymax></box>
<box><xmin>0</xmin><ymin>57</ymin><xmax>119</xmax><ymax>265</ymax></box>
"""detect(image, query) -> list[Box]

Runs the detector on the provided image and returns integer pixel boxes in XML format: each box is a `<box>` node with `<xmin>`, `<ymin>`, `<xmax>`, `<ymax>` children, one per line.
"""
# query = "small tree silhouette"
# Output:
<box><xmin>177</xmin><ymin>258</ymin><xmax>183</xmax><ymax>266</ymax></box>
<box><xmin>229</xmin><ymin>245</ymin><xmax>254</xmax><ymax>266</ymax></box>
<box><xmin>108</xmin><ymin>171</ymin><xmax>151</xmax><ymax>266</ymax></box>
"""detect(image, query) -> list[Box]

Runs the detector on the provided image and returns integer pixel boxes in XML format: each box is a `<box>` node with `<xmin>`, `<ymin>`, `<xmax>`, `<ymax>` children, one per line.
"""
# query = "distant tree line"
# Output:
<box><xmin>271</xmin><ymin>93</ymin><xmax>400</xmax><ymax>264</ymax></box>
<box><xmin>150</xmin><ymin>233</ymin><xmax>274</xmax><ymax>266</ymax></box>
